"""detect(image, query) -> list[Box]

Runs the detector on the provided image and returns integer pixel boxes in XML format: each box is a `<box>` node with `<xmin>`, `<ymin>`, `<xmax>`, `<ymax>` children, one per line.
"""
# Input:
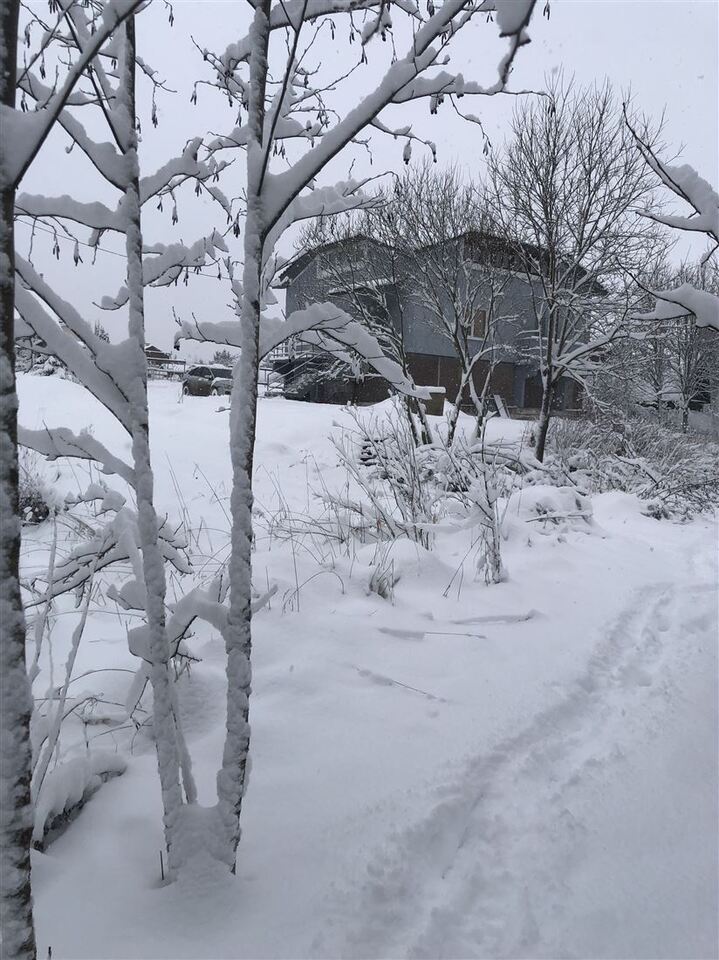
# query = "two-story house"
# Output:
<box><xmin>277</xmin><ymin>231</ymin><xmax>584</xmax><ymax>415</ymax></box>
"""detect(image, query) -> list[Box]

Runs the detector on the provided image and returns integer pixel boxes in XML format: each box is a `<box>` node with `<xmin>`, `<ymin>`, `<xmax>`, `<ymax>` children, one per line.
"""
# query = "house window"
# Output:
<box><xmin>470</xmin><ymin>308</ymin><xmax>487</xmax><ymax>338</ymax></box>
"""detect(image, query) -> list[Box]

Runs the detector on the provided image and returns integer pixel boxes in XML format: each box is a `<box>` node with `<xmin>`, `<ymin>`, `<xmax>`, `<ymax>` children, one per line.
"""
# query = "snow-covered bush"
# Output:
<box><xmin>335</xmin><ymin>408</ymin><xmax>439</xmax><ymax>549</ymax></box>
<box><xmin>326</xmin><ymin>404</ymin><xmax>511</xmax><ymax>582</ymax></box>
<box><xmin>18</xmin><ymin>449</ymin><xmax>59</xmax><ymax>525</ymax></box>
<box><xmin>367</xmin><ymin>541</ymin><xmax>400</xmax><ymax>601</ymax></box>
<box><xmin>545</xmin><ymin>414</ymin><xmax>719</xmax><ymax>517</ymax></box>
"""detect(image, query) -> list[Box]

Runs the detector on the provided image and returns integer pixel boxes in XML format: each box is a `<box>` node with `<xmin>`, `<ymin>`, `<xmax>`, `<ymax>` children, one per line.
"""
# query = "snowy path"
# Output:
<box><xmin>336</xmin><ymin>580</ymin><xmax>718</xmax><ymax>960</ymax></box>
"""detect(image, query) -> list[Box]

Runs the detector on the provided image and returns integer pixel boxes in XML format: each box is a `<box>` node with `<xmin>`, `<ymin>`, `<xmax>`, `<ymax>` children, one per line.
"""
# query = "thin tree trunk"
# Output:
<box><xmin>32</xmin><ymin>573</ymin><xmax>94</xmax><ymax>803</ymax></box>
<box><xmin>487</xmin><ymin>503</ymin><xmax>503</xmax><ymax>583</ymax></box>
<box><xmin>446</xmin><ymin>387</ymin><xmax>464</xmax><ymax>447</ymax></box>
<box><xmin>468</xmin><ymin>362</ymin><xmax>494</xmax><ymax>442</ymax></box>
<box><xmin>217</xmin><ymin>0</ymin><xmax>271</xmax><ymax>871</ymax></box>
<box><xmin>403</xmin><ymin>395</ymin><xmax>421</xmax><ymax>446</ymax></box>
<box><xmin>0</xmin><ymin>2</ymin><xmax>37</xmax><ymax>956</ymax></box>
<box><xmin>535</xmin><ymin>307</ymin><xmax>557</xmax><ymax>463</ymax></box>
<box><xmin>447</xmin><ymin>342</ymin><xmax>474</xmax><ymax>447</ymax></box>
<box><xmin>414</xmin><ymin>397</ymin><xmax>433</xmax><ymax>445</ymax></box>
<box><xmin>535</xmin><ymin>374</ymin><xmax>554</xmax><ymax>462</ymax></box>
<box><xmin>404</xmin><ymin>397</ymin><xmax>433</xmax><ymax>447</ymax></box>
<box><xmin>120</xmin><ymin>16</ymin><xmax>186</xmax><ymax>872</ymax></box>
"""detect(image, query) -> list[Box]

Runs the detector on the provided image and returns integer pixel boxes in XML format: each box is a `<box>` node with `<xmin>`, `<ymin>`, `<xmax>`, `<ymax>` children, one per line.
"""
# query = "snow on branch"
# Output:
<box><xmin>209</xmin><ymin>0</ymin><xmax>536</xmax><ymax>230</ymax></box>
<box><xmin>1</xmin><ymin>0</ymin><xmax>145</xmax><ymax>187</ymax></box>
<box><xmin>13</xmin><ymin>282</ymin><xmax>133</xmax><ymax>432</ymax></box>
<box><xmin>15</xmin><ymin>194</ymin><xmax>121</xmax><ymax>231</ymax></box>
<box><xmin>217</xmin><ymin>0</ymin><xmax>416</xmax><ymax>74</ymax></box>
<box><xmin>552</xmin><ymin>324</ymin><xmax>628</xmax><ymax>381</ymax></box>
<box><xmin>625</xmin><ymin>106</ymin><xmax>719</xmax><ymax>331</ymax></box>
<box><xmin>632</xmin><ymin>150</ymin><xmax>719</xmax><ymax>240</ymax></box>
<box><xmin>18</xmin><ymin>70</ymin><xmax>128</xmax><ymax>187</ymax></box>
<box><xmin>127</xmin><ymin>575</ymin><xmax>275</xmax><ymax>663</ymax></box>
<box><xmin>634</xmin><ymin>283</ymin><xmax>719</xmax><ymax>330</ymax></box>
<box><xmin>140</xmin><ymin>139</ymin><xmax>232</xmax><ymax>211</ymax></box>
<box><xmin>265</xmin><ymin>180</ymin><xmax>376</xmax><ymax>263</ymax></box>
<box><xmin>99</xmin><ymin>233</ymin><xmax>229</xmax><ymax>310</ymax></box>
<box><xmin>18</xmin><ymin>426</ymin><xmax>136</xmax><ymax>487</ymax></box>
<box><xmin>28</xmin><ymin>507</ymin><xmax>191</xmax><ymax>606</ymax></box>
<box><xmin>16</xmin><ymin>157</ymin><xmax>231</xmax><ymax>236</ymax></box>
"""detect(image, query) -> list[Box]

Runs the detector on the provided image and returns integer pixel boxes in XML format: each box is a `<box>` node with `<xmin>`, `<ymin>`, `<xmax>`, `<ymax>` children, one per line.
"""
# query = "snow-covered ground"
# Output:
<box><xmin>18</xmin><ymin>375</ymin><xmax>718</xmax><ymax>959</ymax></box>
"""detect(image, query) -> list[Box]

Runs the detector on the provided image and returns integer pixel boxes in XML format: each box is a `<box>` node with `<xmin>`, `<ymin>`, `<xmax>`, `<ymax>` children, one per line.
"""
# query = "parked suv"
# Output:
<box><xmin>182</xmin><ymin>366</ymin><xmax>233</xmax><ymax>397</ymax></box>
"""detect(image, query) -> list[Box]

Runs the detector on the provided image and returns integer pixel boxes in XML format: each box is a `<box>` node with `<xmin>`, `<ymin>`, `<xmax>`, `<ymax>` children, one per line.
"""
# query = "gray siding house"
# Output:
<box><xmin>278</xmin><ymin>233</ymin><xmax>583</xmax><ymax>414</ymax></box>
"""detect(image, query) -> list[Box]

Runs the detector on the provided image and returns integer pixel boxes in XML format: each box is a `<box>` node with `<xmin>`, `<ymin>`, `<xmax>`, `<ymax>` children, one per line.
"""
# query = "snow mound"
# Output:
<box><xmin>356</xmin><ymin>538</ymin><xmax>453</xmax><ymax>599</ymax></box>
<box><xmin>505</xmin><ymin>485</ymin><xmax>594</xmax><ymax>538</ymax></box>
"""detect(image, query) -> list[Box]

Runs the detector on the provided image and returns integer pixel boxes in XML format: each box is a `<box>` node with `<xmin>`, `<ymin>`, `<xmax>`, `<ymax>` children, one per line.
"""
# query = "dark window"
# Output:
<box><xmin>470</xmin><ymin>308</ymin><xmax>487</xmax><ymax>338</ymax></box>
<box><xmin>210</xmin><ymin>367</ymin><xmax>232</xmax><ymax>379</ymax></box>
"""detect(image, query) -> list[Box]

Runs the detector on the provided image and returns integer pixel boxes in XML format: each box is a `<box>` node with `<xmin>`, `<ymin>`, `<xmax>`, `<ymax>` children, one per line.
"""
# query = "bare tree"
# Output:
<box><xmin>594</xmin><ymin>259</ymin><xmax>718</xmax><ymax>428</ymax></box>
<box><xmin>489</xmin><ymin>78</ymin><xmax>662</xmax><ymax>460</ymax></box>
<box><xmin>1</xmin><ymin>3</ymin><xmax>145</xmax><ymax>954</ymax></box>
<box><xmin>212</xmin><ymin>348</ymin><xmax>236</xmax><ymax>366</ymax></box>
<box><xmin>391</xmin><ymin>163</ymin><xmax>515</xmax><ymax>443</ymax></box>
<box><xmin>12</xmin><ymin>2</ymin><xmax>231</xmax><ymax>879</ymax></box>
<box><xmin>294</xmin><ymin>202</ymin><xmax>435</xmax><ymax>443</ymax></box>
<box><xmin>293</xmin><ymin>163</ymin><xmax>519</xmax><ymax>446</ymax></box>
<box><xmin>178</xmin><ymin>0</ymin><xmax>538</xmax><ymax>870</ymax></box>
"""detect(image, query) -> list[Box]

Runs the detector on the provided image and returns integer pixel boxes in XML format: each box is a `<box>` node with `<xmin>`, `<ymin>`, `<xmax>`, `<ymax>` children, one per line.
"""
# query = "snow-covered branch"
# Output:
<box><xmin>1</xmin><ymin>0</ymin><xmax>145</xmax><ymax>187</ymax></box>
<box><xmin>261</xmin><ymin>0</ymin><xmax>535</xmax><ymax>229</ymax></box>
<box><xmin>13</xmin><ymin>281</ymin><xmax>134</xmax><ymax>432</ymax></box>
<box><xmin>634</xmin><ymin>282</ymin><xmax>719</xmax><ymax>330</ymax></box>
<box><xmin>625</xmin><ymin>106</ymin><xmax>719</xmax><ymax>332</ymax></box>
<box><xmin>175</xmin><ymin>301</ymin><xmax>431</xmax><ymax>398</ymax></box>
<box><xmin>15</xmin><ymin>193</ymin><xmax>121</xmax><ymax>231</ymax></box>
<box><xmin>29</xmin><ymin>506</ymin><xmax>191</xmax><ymax>606</ymax></box>
<box><xmin>99</xmin><ymin>233</ymin><xmax>228</xmax><ymax>309</ymax></box>
<box><xmin>18</xmin><ymin>426</ymin><xmax>135</xmax><ymax>487</ymax></box>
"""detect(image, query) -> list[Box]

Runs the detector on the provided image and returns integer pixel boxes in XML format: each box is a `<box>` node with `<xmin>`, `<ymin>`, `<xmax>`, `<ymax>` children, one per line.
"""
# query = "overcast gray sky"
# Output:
<box><xmin>19</xmin><ymin>0</ymin><xmax>719</xmax><ymax>355</ymax></box>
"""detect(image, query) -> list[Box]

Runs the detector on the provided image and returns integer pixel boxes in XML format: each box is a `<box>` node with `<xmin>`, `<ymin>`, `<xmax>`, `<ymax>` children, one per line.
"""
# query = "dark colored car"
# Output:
<box><xmin>182</xmin><ymin>366</ymin><xmax>233</xmax><ymax>397</ymax></box>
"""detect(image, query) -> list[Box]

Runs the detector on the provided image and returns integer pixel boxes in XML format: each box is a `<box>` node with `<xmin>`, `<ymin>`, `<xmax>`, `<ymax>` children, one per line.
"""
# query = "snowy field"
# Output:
<box><xmin>19</xmin><ymin>376</ymin><xmax>718</xmax><ymax>960</ymax></box>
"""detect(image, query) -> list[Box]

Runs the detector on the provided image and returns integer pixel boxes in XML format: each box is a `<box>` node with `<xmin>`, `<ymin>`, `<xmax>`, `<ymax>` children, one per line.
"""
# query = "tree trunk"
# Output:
<box><xmin>446</xmin><ymin>390</ymin><xmax>464</xmax><ymax>447</ymax></box>
<box><xmin>415</xmin><ymin>398</ymin><xmax>433</xmax><ymax>445</ymax></box>
<box><xmin>403</xmin><ymin>395</ymin><xmax>421</xmax><ymax>447</ymax></box>
<box><xmin>447</xmin><ymin>356</ymin><xmax>473</xmax><ymax>447</ymax></box>
<box><xmin>120</xmin><ymin>16</ymin><xmax>187</xmax><ymax>873</ymax></box>
<box><xmin>466</xmin><ymin>363</ymin><xmax>493</xmax><ymax>443</ymax></box>
<box><xmin>0</xmin><ymin>2</ymin><xmax>37</xmax><ymax>956</ymax></box>
<box><xmin>217</xmin><ymin>0</ymin><xmax>271</xmax><ymax>871</ymax></box>
<box><xmin>486</xmin><ymin>505</ymin><xmax>503</xmax><ymax>584</ymax></box>
<box><xmin>535</xmin><ymin>375</ymin><xmax>554</xmax><ymax>462</ymax></box>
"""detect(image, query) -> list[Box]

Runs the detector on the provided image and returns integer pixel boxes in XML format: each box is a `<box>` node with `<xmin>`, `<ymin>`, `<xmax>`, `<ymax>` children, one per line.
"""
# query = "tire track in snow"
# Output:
<box><xmin>337</xmin><ymin>581</ymin><xmax>710</xmax><ymax>959</ymax></box>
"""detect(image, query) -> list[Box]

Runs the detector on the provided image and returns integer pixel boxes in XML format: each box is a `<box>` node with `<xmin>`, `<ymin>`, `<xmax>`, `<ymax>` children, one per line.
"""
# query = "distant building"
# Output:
<box><xmin>278</xmin><ymin>233</ymin><xmax>585</xmax><ymax>414</ymax></box>
<box><xmin>146</xmin><ymin>344</ymin><xmax>185</xmax><ymax>379</ymax></box>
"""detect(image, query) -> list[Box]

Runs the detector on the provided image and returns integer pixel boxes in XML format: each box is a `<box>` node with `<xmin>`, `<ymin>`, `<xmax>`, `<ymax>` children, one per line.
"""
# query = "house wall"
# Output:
<box><xmin>404</xmin><ymin>353</ymin><xmax>518</xmax><ymax>407</ymax></box>
<box><xmin>287</xmin><ymin>249</ymin><xmax>540</xmax><ymax>355</ymax></box>
<box><xmin>400</xmin><ymin>271</ymin><xmax>539</xmax><ymax>359</ymax></box>
<box><xmin>284</xmin><ymin>242</ymin><xmax>583</xmax><ymax>411</ymax></box>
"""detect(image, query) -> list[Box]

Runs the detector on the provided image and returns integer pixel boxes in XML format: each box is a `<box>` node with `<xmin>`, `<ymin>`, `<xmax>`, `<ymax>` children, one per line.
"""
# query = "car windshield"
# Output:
<box><xmin>210</xmin><ymin>368</ymin><xmax>232</xmax><ymax>379</ymax></box>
